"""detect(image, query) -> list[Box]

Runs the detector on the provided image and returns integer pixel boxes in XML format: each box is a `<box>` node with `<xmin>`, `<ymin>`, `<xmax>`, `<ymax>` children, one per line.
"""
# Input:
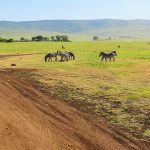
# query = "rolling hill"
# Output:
<box><xmin>0</xmin><ymin>19</ymin><xmax>150</xmax><ymax>41</ymax></box>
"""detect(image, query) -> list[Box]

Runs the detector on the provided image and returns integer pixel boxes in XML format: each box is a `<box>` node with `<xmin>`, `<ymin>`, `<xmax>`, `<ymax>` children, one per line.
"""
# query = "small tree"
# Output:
<box><xmin>36</xmin><ymin>35</ymin><xmax>44</xmax><ymax>41</ymax></box>
<box><xmin>20</xmin><ymin>37</ymin><xmax>25</xmax><ymax>41</ymax></box>
<box><xmin>51</xmin><ymin>36</ymin><xmax>55</xmax><ymax>41</ymax></box>
<box><xmin>61</xmin><ymin>35</ymin><xmax>68</xmax><ymax>42</ymax></box>
<box><xmin>56</xmin><ymin>35</ymin><xmax>61</xmax><ymax>41</ymax></box>
<box><xmin>32</xmin><ymin>37</ymin><xmax>36</xmax><ymax>41</ymax></box>
<box><xmin>93</xmin><ymin>36</ymin><xmax>98</xmax><ymax>41</ymax></box>
<box><xmin>43</xmin><ymin>37</ymin><xmax>50</xmax><ymax>41</ymax></box>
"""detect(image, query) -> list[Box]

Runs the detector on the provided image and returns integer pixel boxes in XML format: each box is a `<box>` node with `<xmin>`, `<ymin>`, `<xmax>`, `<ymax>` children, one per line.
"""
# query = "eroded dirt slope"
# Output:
<box><xmin>0</xmin><ymin>69</ymin><xmax>149</xmax><ymax>150</ymax></box>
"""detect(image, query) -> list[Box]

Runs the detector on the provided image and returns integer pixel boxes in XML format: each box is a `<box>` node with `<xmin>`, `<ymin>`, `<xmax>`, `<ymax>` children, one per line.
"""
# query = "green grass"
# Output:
<box><xmin>0</xmin><ymin>40</ymin><xmax>150</xmax><ymax>139</ymax></box>
<box><xmin>144</xmin><ymin>130</ymin><xmax>150</xmax><ymax>137</ymax></box>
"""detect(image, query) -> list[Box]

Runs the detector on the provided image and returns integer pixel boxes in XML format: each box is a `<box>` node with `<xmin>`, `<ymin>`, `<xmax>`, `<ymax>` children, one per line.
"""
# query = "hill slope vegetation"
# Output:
<box><xmin>1</xmin><ymin>19</ymin><xmax>150</xmax><ymax>40</ymax></box>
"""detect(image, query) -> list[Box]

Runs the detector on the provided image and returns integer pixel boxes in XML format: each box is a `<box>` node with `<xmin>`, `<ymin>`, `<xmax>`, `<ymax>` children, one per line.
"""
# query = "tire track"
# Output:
<box><xmin>0</xmin><ymin>69</ymin><xmax>149</xmax><ymax>150</ymax></box>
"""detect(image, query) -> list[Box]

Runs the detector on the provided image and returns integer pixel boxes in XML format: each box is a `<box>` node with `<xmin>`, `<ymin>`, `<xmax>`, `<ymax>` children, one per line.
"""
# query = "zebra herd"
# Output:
<box><xmin>45</xmin><ymin>50</ymin><xmax>117</xmax><ymax>62</ymax></box>
<box><xmin>45</xmin><ymin>51</ymin><xmax>75</xmax><ymax>62</ymax></box>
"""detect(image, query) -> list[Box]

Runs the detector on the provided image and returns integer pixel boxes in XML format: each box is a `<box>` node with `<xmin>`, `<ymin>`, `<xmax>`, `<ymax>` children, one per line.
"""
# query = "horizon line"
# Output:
<box><xmin>1</xmin><ymin>18</ymin><xmax>150</xmax><ymax>22</ymax></box>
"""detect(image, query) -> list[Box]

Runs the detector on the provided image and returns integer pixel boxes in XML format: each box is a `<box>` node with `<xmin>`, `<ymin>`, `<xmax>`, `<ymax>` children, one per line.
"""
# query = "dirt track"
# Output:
<box><xmin>0</xmin><ymin>53</ymin><xmax>44</xmax><ymax>59</ymax></box>
<box><xmin>0</xmin><ymin>69</ymin><xmax>149</xmax><ymax>150</ymax></box>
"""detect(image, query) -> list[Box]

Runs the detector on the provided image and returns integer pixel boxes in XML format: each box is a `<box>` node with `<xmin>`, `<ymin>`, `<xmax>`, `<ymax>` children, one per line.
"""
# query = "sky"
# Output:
<box><xmin>0</xmin><ymin>0</ymin><xmax>150</xmax><ymax>21</ymax></box>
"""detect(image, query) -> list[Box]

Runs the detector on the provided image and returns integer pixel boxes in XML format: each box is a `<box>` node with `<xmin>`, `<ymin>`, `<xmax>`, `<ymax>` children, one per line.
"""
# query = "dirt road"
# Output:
<box><xmin>0</xmin><ymin>69</ymin><xmax>149</xmax><ymax>150</ymax></box>
<box><xmin>0</xmin><ymin>53</ymin><xmax>44</xmax><ymax>59</ymax></box>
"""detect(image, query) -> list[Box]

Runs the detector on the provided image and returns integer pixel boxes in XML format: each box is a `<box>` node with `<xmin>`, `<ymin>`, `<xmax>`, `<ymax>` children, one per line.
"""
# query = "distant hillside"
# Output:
<box><xmin>1</xmin><ymin>19</ymin><xmax>150</xmax><ymax>40</ymax></box>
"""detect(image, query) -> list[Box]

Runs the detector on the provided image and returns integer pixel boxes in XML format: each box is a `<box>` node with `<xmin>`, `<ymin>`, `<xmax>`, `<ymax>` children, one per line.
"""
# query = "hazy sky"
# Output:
<box><xmin>0</xmin><ymin>0</ymin><xmax>150</xmax><ymax>21</ymax></box>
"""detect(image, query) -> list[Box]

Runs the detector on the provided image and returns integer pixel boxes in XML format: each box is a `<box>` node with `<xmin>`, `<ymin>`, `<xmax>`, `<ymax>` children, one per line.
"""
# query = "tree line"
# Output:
<box><xmin>31</xmin><ymin>35</ymin><xmax>69</xmax><ymax>42</ymax></box>
<box><xmin>93</xmin><ymin>36</ymin><xmax>111</xmax><ymax>41</ymax></box>
<box><xmin>0</xmin><ymin>37</ymin><xmax>14</xmax><ymax>42</ymax></box>
<box><xmin>0</xmin><ymin>35</ymin><xmax>70</xmax><ymax>43</ymax></box>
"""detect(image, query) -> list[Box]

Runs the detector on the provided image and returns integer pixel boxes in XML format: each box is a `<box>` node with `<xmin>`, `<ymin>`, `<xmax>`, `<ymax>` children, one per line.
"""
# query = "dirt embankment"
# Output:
<box><xmin>0</xmin><ymin>69</ymin><xmax>149</xmax><ymax>150</ymax></box>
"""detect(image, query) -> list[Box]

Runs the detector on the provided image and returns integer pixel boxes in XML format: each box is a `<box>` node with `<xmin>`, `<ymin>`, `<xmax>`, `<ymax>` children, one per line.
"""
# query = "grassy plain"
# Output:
<box><xmin>0</xmin><ymin>41</ymin><xmax>150</xmax><ymax>138</ymax></box>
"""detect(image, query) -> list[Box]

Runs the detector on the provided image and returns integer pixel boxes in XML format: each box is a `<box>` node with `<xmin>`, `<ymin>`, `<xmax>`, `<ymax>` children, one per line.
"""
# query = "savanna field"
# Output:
<box><xmin>0</xmin><ymin>41</ymin><xmax>150</xmax><ymax>139</ymax></box>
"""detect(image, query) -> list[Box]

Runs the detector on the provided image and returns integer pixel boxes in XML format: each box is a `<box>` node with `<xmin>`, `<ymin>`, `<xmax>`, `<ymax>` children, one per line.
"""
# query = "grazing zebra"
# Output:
<box><xmin>65</xmin><ymin>51</ymin><xmax>75</xmax><ymax>60</ymax></box>
<box><xmin>57</xmin><ymin>51</ymin><xmax>70</xmax><ymax>62</ymax></box>
<box><xmin>45</xmin><ymin>53</ymin><xmax>57</xmax><ymax>62</ymax></box>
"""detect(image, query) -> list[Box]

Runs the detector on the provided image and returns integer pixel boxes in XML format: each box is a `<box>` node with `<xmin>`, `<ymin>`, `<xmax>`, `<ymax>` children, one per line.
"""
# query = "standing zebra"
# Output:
<box><xmin>99</xmin><ymin>51</ymin><xmax>117</xmax><ymax>61</ymax></box>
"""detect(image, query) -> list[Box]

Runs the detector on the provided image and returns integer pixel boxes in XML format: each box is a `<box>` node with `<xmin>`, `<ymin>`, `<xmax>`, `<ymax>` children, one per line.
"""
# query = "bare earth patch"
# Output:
<box><xmin>0</xmin><ymin>69</ymin><xmax>149</xmax><ymax>150</ymax></box>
